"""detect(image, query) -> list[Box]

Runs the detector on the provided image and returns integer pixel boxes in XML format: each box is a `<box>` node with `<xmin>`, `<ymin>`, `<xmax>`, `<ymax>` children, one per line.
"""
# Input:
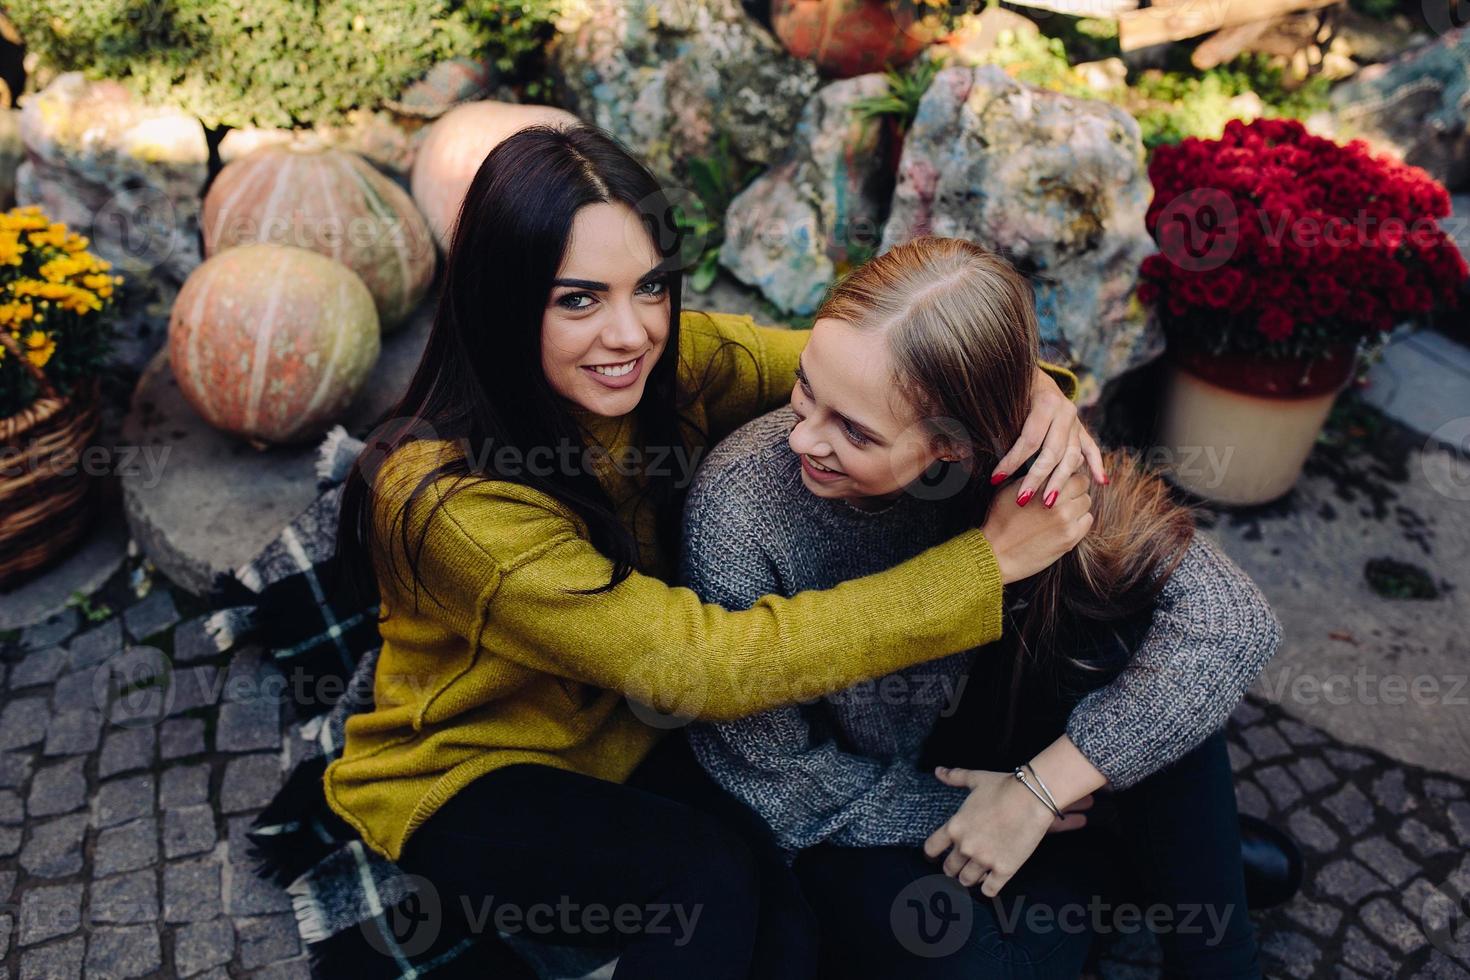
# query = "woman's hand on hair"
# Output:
<box><xmin>992</xmin><ymin>368</ymin><xmax>1106</xmax><ymax>508</ymax></box>
<box><xmin>923</xmin><ymin>767</ymin><xmax>1092</xmax><ymax>898</ymax></box>
<box><xmin>980</xmin><ymin>472</ymin><xmax>1093</xmax><ymax>584</ymax></box>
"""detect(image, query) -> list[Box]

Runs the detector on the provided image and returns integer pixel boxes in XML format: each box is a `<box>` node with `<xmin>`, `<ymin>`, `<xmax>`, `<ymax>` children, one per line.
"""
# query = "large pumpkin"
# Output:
<box><xmin>169</xmin><ymin>243</ymin><xmax>381</xmax><ymax>446</ymax></box>
<box><xmin>772</xmin><ymin>0</ymin><xmax>943</xmax><ymax>78</ymax></box>
<box><xmin>411</xmin><ymin>101</ymin><xmax>578</xmax><ymax>251</ymax></box>
<box><xmin>202</xmin><ymin>146</ymin><xmax>435</xmax><ymax>332</ymax></box>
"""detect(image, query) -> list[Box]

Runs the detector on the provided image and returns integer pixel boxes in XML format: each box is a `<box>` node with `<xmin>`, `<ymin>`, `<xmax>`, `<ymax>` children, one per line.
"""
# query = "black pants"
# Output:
<box><xmin>794</xmin><ymin>614</ymin><xmax>1261</xmax><ymax>980</ymax></box>
<box><xmin>395</xmin><ymin>732</ymin><xmax>818</xmax><ymax>980</ymax></box>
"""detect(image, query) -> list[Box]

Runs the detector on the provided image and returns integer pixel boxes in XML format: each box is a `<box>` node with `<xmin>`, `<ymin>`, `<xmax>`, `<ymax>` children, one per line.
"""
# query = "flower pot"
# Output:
<box><xmin>0</xmin><ymin>378</ymin><xmax>101</xmax><ymax>590</ymax></box>
<box><xmin>1156</xmin><ymin>344</ymin><xmax>1357</xmax><ymax>506</ymax></box>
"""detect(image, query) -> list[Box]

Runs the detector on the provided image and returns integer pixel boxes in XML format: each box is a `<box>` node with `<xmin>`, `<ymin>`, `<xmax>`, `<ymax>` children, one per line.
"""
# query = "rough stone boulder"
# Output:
<box><xmin>16</xmin><ymin>72</ymin><xmax>209</xmax><ymax>371</ymax></box>
<box><xmin>549</xmin><ymin>0</ymin><xmax>819</xmax><ymax>186</ymax></box>
<box><xmin>1328</xmin><ymin>26</ymin><xmax>1470</xmax><ymax>191</ymax></box>
<box><xmin>719</xmin><ymin>73</ymin><xmax>892</xmax><ymax>315</ymax></box>
<box><xmin>881</xmin><ymin>65</ymin><xmax>1160</xmax><ymax>400</ymax></box>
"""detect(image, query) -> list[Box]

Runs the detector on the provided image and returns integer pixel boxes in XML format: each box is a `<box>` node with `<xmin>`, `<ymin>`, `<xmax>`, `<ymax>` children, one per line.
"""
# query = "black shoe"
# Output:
<box><xmin>1239</xmin><ymin>813</ymin><xmax>1304</xmax><ymax>910</ymax></box>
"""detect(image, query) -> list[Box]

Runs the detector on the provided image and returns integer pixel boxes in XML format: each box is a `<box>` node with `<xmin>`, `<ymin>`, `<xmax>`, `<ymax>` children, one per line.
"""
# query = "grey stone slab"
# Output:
<box><xmin>89</xmin><ymin>869</ymin><xmax>159</xmax><ymax>925</ymax></box>
<box><xmin>49</xmin><ymin>666</ymin><xmax>103</xmax><ymax>714</ymax></box>
<box><xmin>1343</xmin><ymin>924</ymin><xmax>1398</xmax><ymax>976</ymax></box>
<box><xmin>1283</xmin><ymin>898</ymin><xmax>1342</xmax><ymax>938</ymax></box>
<box><xmin>27</xmin><ymin>757</ymin><xmax>87</xmax><ymax>817</ymax></box>
<box><xmin>122</xmin><ymin>310</ymin><xmax>430</xmax><ymax>594</ymax></box>
<box><xmin>221</xmin><ymin>754</ymin><xmax>282</xmax><ymax>813</ymax></box>
<box><xmin>172</xmin><ymin>615</ymin><xmax>223</xmax><ymax>664</ymax></box>
<box><xmin>42</xmin><ymin>708</ymin><xmax>102</xmax><ymax>756</ymax></box>
<box><xmin>18</xmin><ymin>934</ymin><xmax>85</xmax><ymax>980</ymax></box>
<box><xmin>1289</xmin><ymin>758</ymin><xmax>1337</xmax><ymax>795</ymax></box>
<box><xmin>252</xmin><ymin>959</ymin><xmax>313</xmax><ymax>980</ymax></box>
<box><xmin>9</xmin><ymin>645</ymin><xmax>68</xmax><ymax>688</ymax></box>
<box><xmin>0</xmin><ymin>823</ymin><xmax>20</xmax><ymax>857</ymax></box>
<box><xmin>1260</xmin><ymin>930</ymin><xmax>1320</xmax><ymax>979</ymax></box>
<box><xmin>173</xmin><ymin>918</ymin><xmax>234</xmax><ymax>977</ymax></box>
<box><xmin>0</xmin><ymin>750</ymin><xmax>34</xmax><ymax>788</ymax></box>
<box><xmin>1360</xmin><ymin>897</ymin><xmax>1426</xmax><ymax>954</ymax></box>
<box><xmin>19</xmin><ymin>813</ymin><xmax>88</xmax><ymax>877</ymax></box>
<box><xmin>1362</xmin><ymin>326</ymin><xmax>1470</xmax><ymax>442</ymax></box>
<box><xmin>0</xmin><ymin>910</ymin><xmax>9</xmax><ymax>959</ymax></box>
<box><xmin>1399</xmin><ymin>818</ymin><xmax>1453</xmax><ymax>857</ymax></box>
<box><xmin>163</xmin><ymin>804</ymin><xmax>217</xmax><ymax>858</ymax></box>
<box><xmin>1352</xmin><ymin>836</ymin><xmax>1421</xmax><ymax>887</ymax></box>
<box><xmin>19</xmin><ymin>608</ymin><xmax>79</xmax><ymax>651</ymax></box>
<box><xmin>95</xmin><ymin>816</ymin><xmax>159</xmax><ymax>877</ymax></box>
<box><xmin>97</xmin><ymin>726</ymin><xmax>156</xmax><ymax>778</ymax></box>
<box><xmin>236</xmin><ymin>913</ymin><xmax>302</xmax><ymax>970</ymax></box>
<box><xmin>159</xmin><ymin>718</ymin><xmax>206</xmax><ymax>759</ymax></box>
<box><xmin>1318</xmin><ymin>858</ymin><xmax>1389</xmax><ymax>904</ymax></box>
<box><xmin>163</xmin><ymin>858</ymin><xmax>223</xmax><ymax>924</ymax></box>
<box><xmin>96</xmin><ymin>774</ymin><xmax>156</xmax><ymax>829</ymax></box>
<box><xmin>1234</xmin><ymin>780</ymin><xmax>1269</xmax><ymax>819</ymax></box>
<box><xmin>1323</xmin><ymin>784</ymin><xmax>1377</xmax><ymax>835</ymax></box>
<box><xmin>0</xmin><ymin>697</ymin><xmax>51</xmax><ymax>750</ymax></box>
<box><xmin>1256</xmin><ymin>765</ymin><xmax>1303</xmax><ymax>811</ymax></box>
<box><xmin>160</xmin><ymin>763</ymin><xmax>212</xmax><ymax>808</ymax></box>
<box><xmin>18</xmin><ymin>881</ymin><xmax>83</xmax><ymax>945</ymax></box>
<box><xmin>0</xmin><ymin>787</ymin><xmax>22</xmax><ymax>823</ymax></box>
<box><xmin>65</xmin><ymin>618</ymin><xmax>123</xmax><ymax>671</ymax></box>
<box><xmin>85</xmin><ymin>924</ymin><xmax>163</xmax><ymax>979</ymax></box>
<box><xmin>0</xmin><ymin>869</ymin><xmax>15</xmax><ymax>902</ymax></box>
<box><xmin>166</xmin><ymin>665</ymin><xmax>223</xmax><ymax>717</ymax></box>
<box><xmin>0</xmin><ymin>508</ymin><xmax>127</xmax><ymax>633</ymax></box>
<box><xmin>226</xmin><ymin>817</ymin><xmax>291</xmax><ymax>916</ymax></box>
<box><xmin>1238</xmin><ymin>725</ymin><xmax>1292</xmax><ymax>762</ymax></box>
<box><xmin>122</xmin><ymin>588</ymin><xmax>180</xmax><ymax>641</ymax></box>
<box><xmin>216</xmin><ymin>696</ymin><xmax>281</xmax><ymax>753</ymax></box>
<box><xmin>1372</xmin><ymin>768</ymin><xmax>1415</xmax><ymax>815</ymax></box>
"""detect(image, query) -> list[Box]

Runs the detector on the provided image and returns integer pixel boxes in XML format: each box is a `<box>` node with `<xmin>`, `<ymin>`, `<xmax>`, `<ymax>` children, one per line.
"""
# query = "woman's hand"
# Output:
<box><xmin>923</xmin><ymin>767</ymin><xmax>1092</xmax><ymax>898</ymax></box>
<box><xmin>980</xmin><ymin>472</ymin><xmax>1092</xmax><ymax>584</ymax></box>
<box><xmin>991</xmin><ymin>368</ymin><xmax>1106</xmax><ymax>508</ymax></box>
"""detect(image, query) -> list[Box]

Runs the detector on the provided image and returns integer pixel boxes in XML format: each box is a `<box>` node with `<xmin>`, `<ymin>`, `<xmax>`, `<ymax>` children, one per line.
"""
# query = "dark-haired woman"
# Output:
<box><xmin>321</xmin><ymin>124</ymin><xmax>1102</xmax><ymax>979</ymax></box>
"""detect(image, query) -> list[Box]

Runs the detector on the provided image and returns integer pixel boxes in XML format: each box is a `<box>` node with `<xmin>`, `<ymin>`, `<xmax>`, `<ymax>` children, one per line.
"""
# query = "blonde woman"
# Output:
<box><xmin>682</xmin><ymin>238</ymin><xmax>1289</xmax><ymax>978</ymax></box>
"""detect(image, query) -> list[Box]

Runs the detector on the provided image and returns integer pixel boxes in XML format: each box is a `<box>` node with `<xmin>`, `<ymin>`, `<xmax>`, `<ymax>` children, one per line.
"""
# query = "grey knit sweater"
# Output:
<box><xmin>680</xmin><ymin>406</ymin><xmax>1282</xmax><ymax>857</ymax></box>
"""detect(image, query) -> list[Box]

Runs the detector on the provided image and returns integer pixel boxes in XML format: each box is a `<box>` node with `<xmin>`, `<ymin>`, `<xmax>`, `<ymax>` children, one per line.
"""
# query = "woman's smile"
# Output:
<box><xmin>800</xmin><ymin>452</ymin><xmax>846</xmax><ymax>483</ymax></box>
<box><xmin>582</xmin><ymin>351</ymin><xmax>647</xmax><ymax>389</ymax></box>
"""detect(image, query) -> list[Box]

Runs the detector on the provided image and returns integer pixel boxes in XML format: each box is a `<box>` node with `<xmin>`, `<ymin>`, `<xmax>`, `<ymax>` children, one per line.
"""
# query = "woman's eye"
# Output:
<box><xmin>841</xmin><ymin>420</ymin><xmax>868</xmax><ymax>446</ymax></box>
<box><xmin>637</xmin><ymin>279</ymin><xmax>668</xmax><ymax>297</ymax></box>
<box><xmin>557</xmin><ymin>292</ymin><xmax>594</xmax><ymax>311</ymax></box>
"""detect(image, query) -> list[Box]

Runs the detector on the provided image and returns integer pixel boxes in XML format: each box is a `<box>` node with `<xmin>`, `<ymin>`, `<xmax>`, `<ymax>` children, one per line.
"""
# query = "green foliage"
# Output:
<box><xmin>66</xmin><ymin>590</ymin><xmax>113</xmax><ymax>623</ymax></box>
<box><xmin>966</xmin><ymin>30</ymin><xmax>1330</xmax><ymax>149</ymax></box>
<box><xmin>7</xmin><ymin>0</ymin><xmax>561</xmax><ymax>130</ymax></box>
<box><xmin>678</xmin><ymin>133</ymin><xmax>762</xmax><ymax>294</ymax></box>
<box><xmin>852</xmin><ymin>56</ymin><xmax>946</xmax><ymax>130</ymax></box>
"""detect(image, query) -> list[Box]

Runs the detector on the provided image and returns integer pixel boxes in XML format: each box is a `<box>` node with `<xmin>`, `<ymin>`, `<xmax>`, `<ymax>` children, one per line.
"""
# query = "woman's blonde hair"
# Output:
<box><xmin>816</xmin><ymin>238</ymin><xmax>1196</xmax><ymax>747</ymax></box>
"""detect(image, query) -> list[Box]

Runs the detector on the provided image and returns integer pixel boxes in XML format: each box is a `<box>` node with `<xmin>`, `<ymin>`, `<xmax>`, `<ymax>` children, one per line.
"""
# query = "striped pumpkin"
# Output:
<box><xmin>168</xmin><ymin>243</ymin><xmax>381</xmax><ymax>446</ymax></box>
<box><xmin>202</xmin><ymin>146</ymin><xmax>435</xmax><ymax>333</ymax></box>
<box><xmin>411</xmin><ymin>100</ymin><xmax>578</xmax><ymax>251</ymax></box>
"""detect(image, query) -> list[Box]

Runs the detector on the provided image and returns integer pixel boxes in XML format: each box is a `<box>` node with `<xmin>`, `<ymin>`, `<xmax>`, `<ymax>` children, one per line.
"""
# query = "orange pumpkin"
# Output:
<box><xmin>202</xmin><ymin>146</ymin><xmax>435</xmax><ymax>333</ymax></box>
<box><xmin>169</xmin><ymin>244</ymin><xmax>381</xmax><ymax>445</ymax></box>
<box><xmin>411</xmin><ymin>101</ymin><xmax>579</xmax><ymax>251</ymax></box>
<box><xmin>772</xmin><ymin>0</ymin><xmax>944</xmax><ymax>78</ymax></box>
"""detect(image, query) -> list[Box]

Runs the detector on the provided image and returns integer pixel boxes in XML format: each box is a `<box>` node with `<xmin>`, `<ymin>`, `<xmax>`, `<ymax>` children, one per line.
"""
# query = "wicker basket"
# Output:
<box><xmin>0</xmin><ymin>330</ymin><xmax>102</xmax><ymax>590</ymax></box>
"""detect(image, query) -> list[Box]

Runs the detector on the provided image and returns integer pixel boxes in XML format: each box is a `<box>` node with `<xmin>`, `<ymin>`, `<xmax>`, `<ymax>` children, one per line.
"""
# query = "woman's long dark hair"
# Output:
<box><xmin>334</xmin><ymin>124</ymin><xmax>700</xmax><ymax>613</ymax></box>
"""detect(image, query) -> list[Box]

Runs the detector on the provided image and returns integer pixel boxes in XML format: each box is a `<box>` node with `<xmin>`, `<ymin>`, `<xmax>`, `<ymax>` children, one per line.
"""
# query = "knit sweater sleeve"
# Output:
<box><xmin>680</xmin><ymin>489</ymin><xmax>969</xmax><ymax>853</ymax></box>
<box><xmin>1064</xmin><ymin>533</ymin><xmax>1283</xmax><ymax>789</ymax></box>
<box><xmin>389</xmin><ymin>474</ymin><xmax>1007</xmax><ymax>726</ymax></box>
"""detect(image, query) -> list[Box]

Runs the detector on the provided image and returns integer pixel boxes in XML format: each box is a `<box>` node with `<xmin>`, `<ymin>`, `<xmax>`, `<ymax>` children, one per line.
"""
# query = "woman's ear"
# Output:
<box><xmin>935</xmin><ymin>439</ymin><xmax>974</xmax><ymax>463</ymax></box>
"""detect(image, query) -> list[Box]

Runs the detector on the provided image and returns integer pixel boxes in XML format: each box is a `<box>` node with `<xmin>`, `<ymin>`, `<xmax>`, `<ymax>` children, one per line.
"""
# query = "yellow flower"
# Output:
<box><xmin>23</xmin><ymin>329</ymin><xmax>56</xmax><ymax>369</ymax></box>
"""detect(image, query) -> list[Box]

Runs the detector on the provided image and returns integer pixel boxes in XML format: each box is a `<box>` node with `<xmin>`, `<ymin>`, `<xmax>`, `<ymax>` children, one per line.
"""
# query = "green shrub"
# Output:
<box><xmin>7</xmin><ymin>0</ymin><xmax>560</xmax><ymax>130</ymax></box>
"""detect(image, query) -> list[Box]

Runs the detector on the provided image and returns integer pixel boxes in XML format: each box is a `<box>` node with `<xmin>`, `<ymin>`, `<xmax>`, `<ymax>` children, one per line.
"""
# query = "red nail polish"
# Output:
<box><xmin>990</xmin><ymin>471</ymin><xmax>1008</xmax><ymax>486</ymax></box>
<box><xmin>1100</xmin><ymin>473</ymin><xmax>1111</xmax><ymax>485</ymax></box>
<box><xmin>1043</xmin><ymin>490</ymin><xmax>1058</xmax><ymax>508</ymax></box>
<box><xmin>1017</xmin><ymin>488</ymin><xmax>1035</xmax><ymax>506</ymax></box>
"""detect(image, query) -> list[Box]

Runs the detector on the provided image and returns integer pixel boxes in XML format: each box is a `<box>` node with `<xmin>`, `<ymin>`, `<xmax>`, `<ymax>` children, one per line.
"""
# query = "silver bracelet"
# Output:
<box><xmin>1012</xmin><ymin>767</ymin><xmax>1064</xmax><ymax>820</ymax></box>
<box><xmin>1024</xmin><ymin>762</ymin><xmax>1062</xmax><ymax>815</ymax></box>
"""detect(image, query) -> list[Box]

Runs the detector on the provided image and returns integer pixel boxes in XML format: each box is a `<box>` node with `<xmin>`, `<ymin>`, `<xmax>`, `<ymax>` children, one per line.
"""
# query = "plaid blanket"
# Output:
<box><xmin>211</xmin><ymin>428</ymin><xmax>614</xmax><ymax>978</ymax></box>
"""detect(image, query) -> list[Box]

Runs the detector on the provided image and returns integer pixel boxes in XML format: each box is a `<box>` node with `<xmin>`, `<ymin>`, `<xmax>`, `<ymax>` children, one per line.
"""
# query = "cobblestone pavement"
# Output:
<box><xmin>1</xmin><ymin>582</ymin><xmax>1468</xmax><ymax>978</ymax></box>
